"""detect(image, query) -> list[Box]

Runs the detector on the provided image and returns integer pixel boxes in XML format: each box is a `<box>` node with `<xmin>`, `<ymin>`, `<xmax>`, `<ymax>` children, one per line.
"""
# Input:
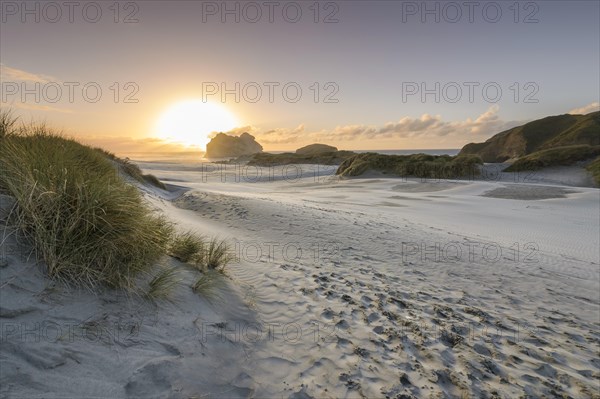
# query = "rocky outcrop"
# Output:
<box><xmin>205</xmin><ymin>133</ymin><xmax>263</xmax><ymax>158</ymax></box>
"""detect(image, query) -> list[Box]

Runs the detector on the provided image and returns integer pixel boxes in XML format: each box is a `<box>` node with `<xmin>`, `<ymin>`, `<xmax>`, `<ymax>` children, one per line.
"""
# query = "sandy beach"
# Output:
<box><xmin>2</xmin><ymin>161</ymin><xmax>598</xmax><ymax>398</ymax></box>
<box><xmin>2</xmin><ymin>0</ymin><xmax>599</xmax><ymax>397</ymax></box>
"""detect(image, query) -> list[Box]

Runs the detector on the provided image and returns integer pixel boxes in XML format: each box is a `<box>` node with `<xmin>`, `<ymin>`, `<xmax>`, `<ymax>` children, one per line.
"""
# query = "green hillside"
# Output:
<box><xmin>459</xmin><ymin>111</ymin><xmax>600</xmax><ymax>162</ymax></box>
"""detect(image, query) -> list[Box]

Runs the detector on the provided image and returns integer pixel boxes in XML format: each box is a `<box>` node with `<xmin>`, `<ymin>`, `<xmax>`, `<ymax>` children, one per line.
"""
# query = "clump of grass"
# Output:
<box><xmin>142</xmin><ymin>174</ymin><xmax>166</xmax><ymax>190</ymax></box>
<box><xmin>0</xmin><ymin>112</ymin><xmax>173</xmax><ymax>290</ymax></box>
<box><xmin>146</xmin><ymin>265</ymin><xmax>182</xmax><ymax>301</ymax></box>
<box><xmin>169</xmin><ymin>231</ymin><xmax>205</xmax><ymax>264</ymax></box>
<box><xmin>169</xmin><ymin>233</ymin><xmax>232</xmax><ymax>272</ymax></box>
<box><xmin>192</xmin><ymin>269</ymin><xmax>224</xmax><ymax>301</ymax></box>
<box><xmin>117</xmin><ymin>158</ymin><xmax>167</xmax><ymax>190</ymax></box>
<box><xmin>119</xmin><ymin>157</ymin><xmax>145</xmax><ymax>180</ymax></box>
<box><xmin>0</xmin><ymin>109</ymin><xmax>19</xmax><ymax>138</ymax></box>
<box><xmin>205</xmin><ymin>237</ymin><xmax>233</xmax><ymax>271</ymax></box>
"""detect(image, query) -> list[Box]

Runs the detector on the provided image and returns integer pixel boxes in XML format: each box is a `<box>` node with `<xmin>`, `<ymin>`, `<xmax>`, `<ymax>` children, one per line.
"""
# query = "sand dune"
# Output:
<box><xmin>1</xmin><ymin>163</ymin><xmax>599</xmax><ymax>398</ymax></box>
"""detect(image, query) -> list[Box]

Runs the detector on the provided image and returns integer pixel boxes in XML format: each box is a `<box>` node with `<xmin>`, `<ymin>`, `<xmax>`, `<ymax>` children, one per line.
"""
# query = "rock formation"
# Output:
<box><xmin>205</xmin><ymin>132</ymin><xmax>263</xmax><ymax>158</ymax></box>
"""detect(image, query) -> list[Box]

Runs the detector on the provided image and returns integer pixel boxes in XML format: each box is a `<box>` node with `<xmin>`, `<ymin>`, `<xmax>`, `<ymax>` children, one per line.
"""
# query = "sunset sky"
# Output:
<box><xmin>1</xmin><ymin>1</ymin><xmax>599</xmax><ymax>155</ymax></box>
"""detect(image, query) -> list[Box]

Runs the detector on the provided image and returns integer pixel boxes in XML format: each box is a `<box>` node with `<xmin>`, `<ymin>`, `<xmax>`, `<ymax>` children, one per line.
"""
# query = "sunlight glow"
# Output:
<box><xmin>155</xmin><ymin>100</ymin><xmax>238</xmax><ymax>149</ymax></box>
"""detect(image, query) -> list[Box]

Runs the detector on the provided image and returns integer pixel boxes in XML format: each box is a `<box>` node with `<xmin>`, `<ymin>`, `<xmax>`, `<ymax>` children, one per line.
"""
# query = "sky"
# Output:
<box><xmin>1</xmin><ymin>0</ymin><xmax>599</xmax><ymax>155</ymax></box>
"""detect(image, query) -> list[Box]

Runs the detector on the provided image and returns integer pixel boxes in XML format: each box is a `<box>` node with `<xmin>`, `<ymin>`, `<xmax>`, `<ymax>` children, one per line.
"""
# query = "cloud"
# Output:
<box><xmin>312</xmin><ymin>105</ymin><xmax>517</xmax><ymax>140</ymax></box>
<box><xmin>569</xmin><ymin>102</ymin><xmax>600</xmax><ymax>115</ymax></box>
<box><xmin>54</xmin><ymin>107</ymin><xmax>525</xmax><ymax>155</ymax></box>
<box><xmin>213</xmin><ymin>124</ymin><xmax>308</xmax><ymax>145</ymax></box>
<box><xmin>7</xmin><ymin>102</ymin><xmax>73</xmax><ymax>114</ymax></box>
<box><xmin>247</xmin><ymin>106</ymin><xmax>518</xmax><ymax>146</ymax></box>
<box><xmin>0</xmin><ymin>64</ymin><xmax>69</xmax><ymax>113</ymax></box>
<box><xmin>0</xmin><ymin>64</ymin><xmax>56</xmax><ymax>83</ymax></box>
<box><xmin>209</xmin><ymin>125</ymin><xmax>256</xmax><ymax>138</ymax></box>
<box><xmin>259</xmin><ymin>124</ymin><xmax>306</xmax><ymax>144</ymax></box>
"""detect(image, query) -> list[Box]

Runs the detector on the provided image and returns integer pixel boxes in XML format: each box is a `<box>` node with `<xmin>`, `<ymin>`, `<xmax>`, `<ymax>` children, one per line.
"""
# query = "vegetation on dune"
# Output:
<box><xmin>169</xmin><ymin>232</ymin><xmax>232</xmax><ymax>299</ymax></box>
<box><xmin>94</xmin><ymin>147</ymin><xmax>166</xmax><ymax>190</ymax></box>
<box><xmin>0</xmin><ymin>127</ymin><xmax>172</xmax><ymax>289</ymax></box>
<box><xmin>168</xmin><ymin>232</ymin><xmax>232</xmax><ymax>272</ymax></box>
<box><xmin>146</xmin><ymin>265</ymin><xmax>183</xmax><ymax>301</ymax></box>
<box><xmin>192</xmin><ymin>269</ymin><xmax>225</xmax><ymax>301</ymax></box>
<box><xmin>504</xmin><ymin>145</ymin><xmax>600</xmax><ymax>172</ymax></box>
<box><xmin>204</xmin><ymin>237</ymin><xmax>233</xmax><ymax>271</ymax></box>
<box><xmin>0</xmin><ymin>109</ymin><xmax>18</xmax><ymax>138</ymax></box>
<box><xmin>0</xmin><ymin>110</ymin><xmax>232</xmax><ymax>295</ymax></box>
<box><xmin>459</xmin><ymin>111</ymin><xmax>600</xmax><ymax>162</ymax></box>
<box><xmin>585</xmin><ymin>156</ymin><xmax>600</xmax><ymax>186</ymax></box>
<box><xmin>169</xmin><ymin>231</ymin><xmax>206</xmax><ymax>264</ymax></box>
<box><xmin>336</xmin><ymin>153</ymin><xmax>483</xmax><ymax>178</ymax></box>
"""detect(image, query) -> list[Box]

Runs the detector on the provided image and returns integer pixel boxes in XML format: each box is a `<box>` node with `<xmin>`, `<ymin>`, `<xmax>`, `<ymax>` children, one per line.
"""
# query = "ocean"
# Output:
<box><xmin>129</xmin><ymin>149</ymin><xmax>460</xmax><ymax>162</ymax></box>
<box><xmin>267</xmin><ymin>149</ymin><xmax>460</xmax><ymax>156</ymax></box>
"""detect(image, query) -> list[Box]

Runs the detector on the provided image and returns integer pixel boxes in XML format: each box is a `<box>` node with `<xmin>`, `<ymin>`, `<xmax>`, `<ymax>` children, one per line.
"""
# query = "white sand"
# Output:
<box><xmin>1</xmin><ymin>163</ymin><xmax>599</xmax><ymax>398</ymax></box>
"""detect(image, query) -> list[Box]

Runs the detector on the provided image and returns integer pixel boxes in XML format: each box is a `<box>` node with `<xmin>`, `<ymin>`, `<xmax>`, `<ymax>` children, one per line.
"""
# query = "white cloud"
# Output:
<box><xmin>0</xmin><ymin>64</ymin><xmax>56</xmax><ymax>83</ymax></box>
<box><xmin>247</xmin><ymin>106</ymin><xmax>518</xmax><ymax>146</ymax></box>
<box><xmin>568</xmin><ymin>102</ymin><xmax>600</xmax><ymax>115</ymax></box>
<box><xmin>7</xmin><ymin>102</ymin><xmax>73</xmax><ymax>114</ymax></box>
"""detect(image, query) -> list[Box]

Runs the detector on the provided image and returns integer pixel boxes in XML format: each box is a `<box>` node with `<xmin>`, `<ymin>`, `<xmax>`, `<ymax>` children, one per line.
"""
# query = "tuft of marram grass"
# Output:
<box><xmin>0</xmin><ymin>115</ymin><xmax>173</xmax><ymax>290</ymax></box>
<box><xmin>169</xmin><ymin>231</ymin><xmax>205</xmax><ymax>265</ymax></box>
<box><xmin>169</xmin><ymin>232</ymin><xmax>232</xmax><ymax>272</ymax></box>
<box><xmin>0</xmin><ymin>109</ymin><xmax>19</xmax><ymax>138</ymax></box>
<box><xmin>193</xmin><ymin>269</ymin><xmax>224</xmax><ymax>301</ymax></box>
<box><xmin>146</xmin><ymin>265</ymin><xmax>182</xmax><ymax>301</ymax></box>
<box><xmin>205</xmin><ymin>237</ymin><xmax>233</xmax><ymax>271</ymax></box>
<box><xmin>142</xmin><ymin>174</ymin><xmax>167</xmax><ymax>190</ymax></box>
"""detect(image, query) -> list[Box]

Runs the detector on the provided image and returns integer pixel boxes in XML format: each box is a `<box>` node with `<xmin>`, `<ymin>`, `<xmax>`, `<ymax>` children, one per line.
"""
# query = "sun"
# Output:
<box><xmin>155</xmin><ymin>100</ymin><xmax>239</xmax><ymax>149</ymax></box>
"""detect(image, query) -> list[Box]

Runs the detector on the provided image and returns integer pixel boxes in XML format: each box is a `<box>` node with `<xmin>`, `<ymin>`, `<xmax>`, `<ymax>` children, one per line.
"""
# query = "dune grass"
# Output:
<box><xmin>146</xmin><ymin>265</ymin><xmax>183</xmax><ymax>301</ymax></box>
<box><xmin>169</xmin><ymin>232</ymin><xmax>232</xmax><ymax>272</ymax></box>
<box><xmin>0</xmin><ymin>110</ymin><xmax>232</xmax><ymax>295</ymax></box>
<box><xmin>504</xmin><ymin>145</ymin><xmax>600</xmax><ymax>172</ymax></box>
<box><xmin>117</xmin><ymin>157</ymin><xmax>167</xmax><ymax>190</ymax></box>
<box><xmin>169</xmin><ymin>232</ymin><xmax>232</xmax><ymax>300</ymax></box>
<box><xmin>169</xmin><ymin>231</ymin><xmax>206</xmax><ymax>264</ymax></box>
<box><xmin>192</xmin><ymin>269</ymin><xmax>225</xmax><ymax>301</ymax></box>
<box><xmin>0</xmin><ymin>109</ymin><xmax>18</xmax><ymax>138</ymax></box>
<box><xmin>204</xmin><ymin>237</ymin><xmax>233</xmax><ymax>271</ymax></box>
<box><xmin>93</xmin><ymin>147</ymin><xmax>166</xmax><ymax>190</ymax></box>
<box><xmin>336</xmin><ymin>153</ymin><xmax>483</xmax><ymax>178</ymax></box>
<box><xmin>0</xmin><ymin>123</ymin><xmax>173</xmax><ymax>290</ymax></box>
<box><xmin>585</xmin><ymin>156</ymin><xmax>600</xmax><ymax>186</ymax></box>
